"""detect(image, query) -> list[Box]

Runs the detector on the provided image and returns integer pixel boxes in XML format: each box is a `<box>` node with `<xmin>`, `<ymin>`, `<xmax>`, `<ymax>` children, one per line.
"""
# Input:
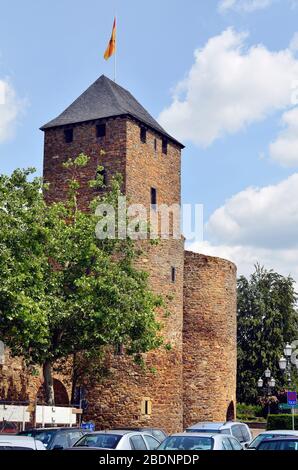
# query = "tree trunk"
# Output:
<box><xmin>43</xmin><ymin>361</ymin><xmax>55</xmax><ymax>406</ymax></box>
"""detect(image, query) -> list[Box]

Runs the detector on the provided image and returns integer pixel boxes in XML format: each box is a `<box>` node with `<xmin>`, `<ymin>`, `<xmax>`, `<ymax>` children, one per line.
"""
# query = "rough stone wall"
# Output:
<box><xmin>43</xmin><ymin>117</ymin><xmax>127</xmax><ymax>207</ymax></box>
<box><xmin>84</xmin><ymin>119</ymin><xmax>185</xmax><ymax>433</ymax></box>
<box><xmin>0</xmin><ymin>351</ymin><xmax>71</xmax><ymax>406</ymax></box>
<box><xmin>183</xmin><ymin>251</ymin><xmax>237</xmax><ymax>429</ymax></box>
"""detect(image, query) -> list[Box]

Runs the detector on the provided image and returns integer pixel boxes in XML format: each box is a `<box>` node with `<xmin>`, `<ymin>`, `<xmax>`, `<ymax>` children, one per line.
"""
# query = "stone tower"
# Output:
<box><xmin>41</xmin><ymin>75</ymin><xmax>185</xmax><ymax>433</ymax></box>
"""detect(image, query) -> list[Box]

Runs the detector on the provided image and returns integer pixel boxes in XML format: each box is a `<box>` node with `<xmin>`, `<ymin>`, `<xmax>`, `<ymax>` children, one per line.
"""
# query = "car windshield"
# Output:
<box><xmin>19</xmin><ymin>430</ymin><xmax>55</xmax><ymax>448</ymax></box>
<box><xmin>259</xmin><ymin>439</ymin><xmax>298</xmax><ymax>451</ymax></box>
<box><xmin>249</xmin><ymin>433</ymin><xmax>295</xmax><ymax>449</ymax></box>
<box><xmin>74</xmin><ymin>434</ymin><xmax>122</xmax><ymax>449</ymax></box>
<box><xmin>158</xmin><ymin>436</ymin><xmax>214</xmax><ymax>451</ymax></box>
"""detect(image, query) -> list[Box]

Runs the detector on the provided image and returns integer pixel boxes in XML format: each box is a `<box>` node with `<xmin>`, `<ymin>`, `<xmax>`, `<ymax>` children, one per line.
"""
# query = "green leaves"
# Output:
<box><xmin>0</xmin><ymin>160</ymin><xmax>163</xmax><ymax>378</ymax></box>
<box><xmin>237</xmin><ymin>264</ymin><xmax>298</xmax><ymax>404</ymax></box>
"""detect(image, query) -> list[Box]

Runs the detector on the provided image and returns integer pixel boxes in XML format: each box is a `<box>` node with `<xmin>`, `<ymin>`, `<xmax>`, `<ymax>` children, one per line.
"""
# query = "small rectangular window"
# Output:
<box><xmin>151</xmin><ymin>187</ymin><xmax>157</xmax><ymax>206</ymax></box>
<box><xmin>141</xmin><ymin>398</ymin><xmax>152</xmax><ymax>416</ymax></box>
<box><xmin>171</xmin><ymin>267</ymin><xmax>176</xmax><ymax>283</ymax></box>
<box><xmin>140</xmin><ymin>126</ymin><xmax>147</xmax><ymax>143</ymax></box>
<box><xmin>64</xmin><ymin>128</ymin><xmax>73</xmax><ymax>143</ymax></box>
<box><xmin>154</xmin><ymin>138</ymin><xmax>157</xmax><ymax>151</ymax></box>
<box><xmin>162</xmin><ymin>138</ymin><xmax>168</xmax><ymax>155</ymax></box>
<box><xmin>96</xmin><ymin>123</ymin><xmax>106</xmax><ymax>138</ymax></box>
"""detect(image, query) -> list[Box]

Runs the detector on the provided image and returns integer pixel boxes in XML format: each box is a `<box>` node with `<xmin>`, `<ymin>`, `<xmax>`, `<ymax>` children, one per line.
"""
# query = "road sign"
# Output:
<box><xmin>279</xmin><ymin>403</ymin><xmax>298</xmax><ymax>410</ymax></box>
<box><xmin>287</xmin><ymin>391</ymin><xmax>297</xmax><ymax>406</ymax></box>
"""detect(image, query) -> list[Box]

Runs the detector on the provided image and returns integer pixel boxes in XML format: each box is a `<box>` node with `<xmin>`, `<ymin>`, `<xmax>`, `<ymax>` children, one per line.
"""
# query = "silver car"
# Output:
<box><xmin>0</xmin><ymin>435</ymin><xmax>46</xmax><ymax>450</ymax></box>
<box><xmin>186</xmin><ymin>421</ymin><xmax>252</xmax><ymax>447</ymax></box>
<box><xmin>72</xmin><ymin>430</ymin><xmax>161</xmax><ymax>450</ymax></box>
<box><xmin>247</xmin><ymin>430</ymin><xmax>298</xmax><ymax>449</ymax></box>
<box><xmin>157</xmin><ymin>433</ymin><xmax>243</xmax><ymax>451</ymax></box>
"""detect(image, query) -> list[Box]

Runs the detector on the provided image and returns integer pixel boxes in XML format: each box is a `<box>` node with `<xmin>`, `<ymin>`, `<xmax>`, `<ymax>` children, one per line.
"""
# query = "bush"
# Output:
<box><xmin>237</xmin><ymin>403</ymin><xmax>263</xmax><ymax>421</ymax></box>
<box><xmin>267</xmin><ymin>414</ymin><xmax>298</xmax><ymax>430</ymax></box>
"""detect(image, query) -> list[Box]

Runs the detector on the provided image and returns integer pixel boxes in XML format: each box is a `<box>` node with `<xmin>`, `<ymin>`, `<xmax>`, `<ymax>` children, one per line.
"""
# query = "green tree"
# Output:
<box><xmin>237</xmin><ymin>264</ymin><xmax>298</xmax><ymax>404</ymax></box>
<box><xmin>0</xmin><ymin>156</ymin><xmax>163</xmax><ymax>405</ymax></box>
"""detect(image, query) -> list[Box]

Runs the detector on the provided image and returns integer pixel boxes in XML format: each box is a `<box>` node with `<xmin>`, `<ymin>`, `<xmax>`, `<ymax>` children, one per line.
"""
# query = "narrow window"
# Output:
<box><xmin>96</xmin><ymin>123</ymin><xmax>106</xmax><ymax>138</ymax></box>
<box><xmin>162</xmin><ymin>137</ymin><xmax>168</xmax><ymax>155</ymax></box>
<box><xmin>140</xmin><ymin>126</ymin><xmax>147</xmax><ymax>143</ymax></box>
<box><xmin>96</xmin><ymin>168</ymin><xmax>107</xmax><ymax>186</ymax></box>
<box><xmin>154</xmin><ymin>138</ymin><xmax>157</xmax><ymax>152</ymax></box>
<box><xmin>141</xmin><ymin>398</ymin><xmax>152</xmax><ymax>416</ymax></box>
<box><xmin>171</xmin><ymin>267</ymin><xmax>176</xmax><ymax>283</ymax></box>
<box><xmin>64</xmin><ymin>128</ymin><xmax>73</xmax><ymax>143</ymax></box>
<box><xmin>150</xmin><ymin>187</ymin><xmax>157</xmax><ymax>206</ymax></box>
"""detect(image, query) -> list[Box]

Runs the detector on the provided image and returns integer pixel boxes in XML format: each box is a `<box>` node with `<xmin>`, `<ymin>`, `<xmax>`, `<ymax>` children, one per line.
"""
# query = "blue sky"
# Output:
<box><xmin>1</xmin><ymin>0</ymin><xmax>298</xmax><ymax>279</ymax></box>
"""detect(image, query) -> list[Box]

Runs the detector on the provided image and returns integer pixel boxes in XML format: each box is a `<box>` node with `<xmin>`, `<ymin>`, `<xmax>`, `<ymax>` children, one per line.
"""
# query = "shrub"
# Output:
<box><xmin>237</xmin><ymin>403</ymin><xmax>263</xmax><ymax>421</ymax></box>
<box><xmin>267</xmin><ymin>414</ymin><xmax>298</xmax><ymax>430</ymax></box>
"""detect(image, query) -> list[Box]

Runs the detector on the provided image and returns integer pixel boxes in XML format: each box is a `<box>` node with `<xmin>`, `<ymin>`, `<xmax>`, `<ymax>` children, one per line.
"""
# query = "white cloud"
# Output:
<box><xmin>269</xmin><ymin>107</ymin><xmax>298</xmax><ymax>166</ymax></box>
<box><xmin>0</xmin><ymin>79</ymin><xmax>25</xmax><ymax>143</ymax></box>
<box><xmin>159</xmin><ymin>29</ymin><xmax>298</xmax><ymax>147</ymax></box>
<box><xmin>188</xmin><ymin>174</ymin><xmax>298</xmax><ymax>281</ymax></box>
<box><xmin>218</xmin><ymin>0</ymin><xmax>274</xmax><ymax>13</ymax></box>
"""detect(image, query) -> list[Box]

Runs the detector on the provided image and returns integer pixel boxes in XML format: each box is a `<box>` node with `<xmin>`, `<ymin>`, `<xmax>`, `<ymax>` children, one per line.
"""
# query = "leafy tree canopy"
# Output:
<box><xmin>0</xmin><ymin>156</ymin><xmax>163</xmax><ymax>404</ymax></box>
<box><xmin>237</xmin><ymin>264</ymin><xmax>298</xmax><ymax>404</ymax></box>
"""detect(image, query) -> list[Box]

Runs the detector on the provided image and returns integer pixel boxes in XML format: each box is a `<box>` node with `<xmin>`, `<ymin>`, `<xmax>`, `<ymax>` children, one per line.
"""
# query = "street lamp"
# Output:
<box><xmin>279</xmin><ymin>356</ymin><xmax>287</xmax><ymax>371</ymax></box>
<box><xmin>279</xmin><ymin>343</ymin><xmax>295</xmax><ymax>386</ymax></box>
<box><xmin>269</xmin><ymin>377</ymin><xmax>276</xmax><ymax>388</ymax></box>
<box><xmin>257</xmin><ymin>367</ymin><xmax>276</xmax><ymax>415</ymax></box>
<box><xmin>284</xmin><ymin>343</ymin><xmax>293</xmax><ymax>358</ymax></box>
<box><xmin>257</xmin><ymin>378</ymin><xmax>264</xmax><ymax>388</ymax></box>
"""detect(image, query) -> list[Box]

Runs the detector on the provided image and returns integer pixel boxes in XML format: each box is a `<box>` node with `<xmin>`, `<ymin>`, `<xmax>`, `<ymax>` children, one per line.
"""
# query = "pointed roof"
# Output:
<box><xmin>41</xmin><ymin>75</ymin><xmax>183</xmax><ymax>148</ymax></box>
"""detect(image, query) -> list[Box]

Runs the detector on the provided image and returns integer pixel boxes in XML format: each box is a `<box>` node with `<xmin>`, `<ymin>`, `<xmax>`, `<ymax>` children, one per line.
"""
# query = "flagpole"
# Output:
<box><xmin>114</xmin><ymin>15</ymin><xmax>117</xmax><ymax>82</ymax></box>
<box><xmin>114</xmin><ymin>44</ymin><xmax>117</xmax><ymax>82</ymax></box>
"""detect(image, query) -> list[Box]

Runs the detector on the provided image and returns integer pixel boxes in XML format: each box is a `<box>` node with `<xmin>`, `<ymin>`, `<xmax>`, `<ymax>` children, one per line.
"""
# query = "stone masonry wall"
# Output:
<box><xmin>84</xmin><ymin>119</ymin><xmax>185</xmax><ymax>433</ymax></box>
<box><xmin>43</xmin><ymin>117</ymin><xmax>127</xmax><ymax>207</ymax></box>
<box><xmin>183</xmin><ymin>251</ymin><xmax>237</xmax><ymax>429</ymax></box>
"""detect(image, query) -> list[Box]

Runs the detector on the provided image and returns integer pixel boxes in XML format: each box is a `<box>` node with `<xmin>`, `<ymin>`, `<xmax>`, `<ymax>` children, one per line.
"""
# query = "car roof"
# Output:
<box><xmin>260</xmin><ymin>430</ymin><xmax>298</xmax><ymax>436</ymax></box>
<box><xmin>83</xmin><ymin>430</ymin><xmax>135</xmax><ymax>436</ymax></box>
<box><xmin>167</xmin><ymin>433</ymin><xmax>217</xmax><ymax>438</ymax></box>
<box><xmin>187</xmin><ymin>421</ymin><xmax>244</xmax><ymax>430</ymax></box>
<box><xmin>20</xmin><ymin>427</ymin><xmax>81</xmax><ymax>432</ymax></box>
<box><xmin>262</xmin><ymin>436</ymin><xmax>298</xmax><ymax>442</ymax></box>
<box><xmin>187</xmin><ymin>422</ymin><xmax>224</xmax><ymax>430</ymax></box>
<box><xmin>0</xmin><ymin>435</ymin><xmax>35</xmax><ymax>441</ymax></box>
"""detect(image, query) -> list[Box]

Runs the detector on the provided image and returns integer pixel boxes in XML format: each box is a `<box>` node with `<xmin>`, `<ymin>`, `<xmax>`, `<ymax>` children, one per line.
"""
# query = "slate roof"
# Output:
<box><xmin>41</xmin><ymin>75</ymin><xmax>184</xmax><ymax>148</ymax></box>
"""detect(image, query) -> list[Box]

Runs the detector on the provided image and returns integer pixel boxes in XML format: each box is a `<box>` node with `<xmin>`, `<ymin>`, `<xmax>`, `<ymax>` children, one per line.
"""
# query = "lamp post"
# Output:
<box><xmin>257</xmin><ymin>368</ymin><xmax>276</xmax><ymax>415</ymax></box>
<box><xmin>279</xmin><ymin>342</ymin><xmax>298</xmax><ymax>431</ymax></box>
<box><xmin>279</xmin><ymin>343</ymin><xmax>297</xmax><ymax>386</ymax></box>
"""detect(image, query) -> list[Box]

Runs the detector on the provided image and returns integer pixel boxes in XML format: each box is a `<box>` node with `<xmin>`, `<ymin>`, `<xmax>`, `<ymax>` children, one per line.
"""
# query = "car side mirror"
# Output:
<box><xmin>243</xmin><ymin>443</ymin><xmax>249</xmax><ymax>449</ymax></box>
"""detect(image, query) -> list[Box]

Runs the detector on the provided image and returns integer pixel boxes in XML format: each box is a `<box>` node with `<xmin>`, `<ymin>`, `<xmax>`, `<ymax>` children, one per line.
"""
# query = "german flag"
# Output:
<box><xmin>104</xmin><ymin>18</ymin><xmax>116</xmax><ymax>60</ymax></box>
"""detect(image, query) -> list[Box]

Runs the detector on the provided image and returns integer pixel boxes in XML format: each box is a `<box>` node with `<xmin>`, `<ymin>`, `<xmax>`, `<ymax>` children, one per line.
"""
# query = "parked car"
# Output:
<box><xmin>18</xmin><ymin>427</ymin><xmax>85</xmax><ymax>450</ymax></box>
<box><xmin>0</xmin><ymin>435</ymin><xmax>46</xmax><ymax>450</ymax></box>
<box><xmin>113</xmin><ymin>428</ymin><xmax>167</xmax><ymax>442</ymax></box>
<box><xmin>256</xmin><ymin>436</ymin><xmax>298</xmax><ymax>451</ymax></box>
<box><xmin>72</xmin><ymin>430</ymin><xmax>161</xmax><ymax>450</ymax></box>
<box><xmin>186</xmin><ymin>421</ymin><xmax>252</xmax><ymax>447</ymax></box>
<box><xmin>157</xmin><ymin>433</ymin><xmax>243</xmax><ymax>451</ymax></box>
<box><xmin>247</xmin><ymin>430</ymin><xmax>298</xmax><ymax>449</ymax></box>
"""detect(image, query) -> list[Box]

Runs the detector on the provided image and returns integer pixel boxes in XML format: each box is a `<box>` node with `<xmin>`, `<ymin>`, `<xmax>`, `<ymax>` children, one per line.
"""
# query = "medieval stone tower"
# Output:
<box><xmin>0</xmin><ymin>75</ymin><xmax>237</xmax><ymax>433</ymax></box>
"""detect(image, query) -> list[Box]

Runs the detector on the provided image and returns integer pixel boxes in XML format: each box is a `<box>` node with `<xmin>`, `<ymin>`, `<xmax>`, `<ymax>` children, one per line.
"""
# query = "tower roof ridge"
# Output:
<box><xmin>40</xmin><ymin>74</ymin><xmax>184</xmax><ymax>148</ymax></box>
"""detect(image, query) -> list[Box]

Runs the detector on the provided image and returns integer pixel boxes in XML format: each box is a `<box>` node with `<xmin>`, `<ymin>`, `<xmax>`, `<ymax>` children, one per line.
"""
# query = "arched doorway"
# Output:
<box><xmin>226</xmin><ymin>401</ymin><xmax>235</xmax><ymax>421</ymax></box>
<box><xmin>37</xmin><ymin>379</ymin><xmax>69</xmax><ymax>406</ymax></box>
